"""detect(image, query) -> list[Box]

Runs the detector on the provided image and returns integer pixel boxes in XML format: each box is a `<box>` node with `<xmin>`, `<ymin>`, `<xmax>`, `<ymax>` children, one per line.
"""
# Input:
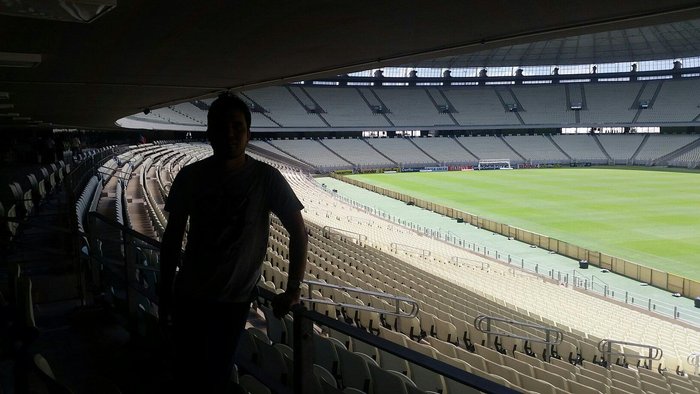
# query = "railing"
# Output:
<box><xmin>597</xmin><ymin>339</ymin><xmax>663</xmax><ymax>370</ymax></box>
<box><xmin>451</xmin><ymin>256</ymin><xmax>490</xmax><ymax>270</ymax></box>
<box><xmin>390</xmin><ymin>242</ymin><xmax>431</xmax><ymax>257</ymax></box>
<box><xmin>303</xmin><ymin>279</ymin><xmax>419</xmax><ymax>318</ymax></box>
<box><xmin>321</xmin><ymin>225</ymin><xmax>367</xmax><ymax>244</ymax></box>
<box><xmin>65</xmin><ymin>145</ymin><xmax>127</xmax><ymax>199</ymax></box>
<box><xmin>474</xmin><ymin>315</ymin><xmax>564</xmax><ymax>360</ymax></box>
<box><xmin>345</xmin><ymin>215</ymin><xmax>374</xmax><ymax>225</ymax></box>
<box><xmin>86</xmin><ymin>212</ymin><xmax>160</xmax><ymax>326</ymax></box>
<box><xmin>84</xmin><ymin>212</ymin><xmax>516</xmax><ymax>393</ymax></box>
<box><xmin>289</xmin><ymin>295</ymin><xmax>518</xmax><ymax>394</ymax></box>
<box><xmin>323</xmin><ymin>186</ymin><xmax>700</xmax><ymax>327</ymax></box>
<box><xmin>688</xmin><ymin>352</ymin><xmax>700</xmax><ymax>375</ymax></box>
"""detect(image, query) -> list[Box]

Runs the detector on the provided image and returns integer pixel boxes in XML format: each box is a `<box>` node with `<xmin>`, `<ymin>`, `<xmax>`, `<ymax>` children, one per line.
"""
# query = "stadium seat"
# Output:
<box><xmin>640</xmin><ymin>380</ymin><xmax>672</xmax><ymax>394</ymax></box>
<box><xmin>513</xmin><ymin>351</ymin><xmax>544</xmax><ymax>369</ymax></box>
<box><xmin>532</xmin><ymin>366</ymin><xmax>568</xmax><ymax>390</ymax></box>
<box><xmin>610</xmin><ymin>369</ymin><xmax>642</xmax><ymax>389</ymax></box>
<box><xmin>426</xmin><ymin>337</ymin><xmax>458</xmax><ymax>358</ymax></box>
<box><xmin>669</xmin><ymin>383</ymin><xmax>699</xmax><ymax>394</ymax></box>
<box><xmin>496</xmin><ymin>335</ymin><xmax>522</xmax><ymax>357</ymax></box>
<box><xmin>255</xmin><ymin>340</ymin><xmax>289</xmax><ymax>385</ymax></box>
<box><xmin>239</xmin><ymin>375</ymin><xmax>272</xmax><ymax>394</ymax></box>
<box><xmin>566</xmin><ymin>378</ymin><xmax>601</xmax><ymax>394</ymax></box>
<box><xmin>470</xmin><ymin>367</ymin><xmax>512</xmax><ymax>389</ymax></box>
<box><xmin>454</xmin><ymin>346</ymin><xmax>487</xmax><ymax>372</ymax></box>
<box><xmin>574</xmin><ymin>373</ymin><xmax>610</xmax><ymax>393</ymax></box>
<box><xmin>260</xmin><ymin>305</ymin><xmax>287</xmax><ymax>345</ymax></box>
<box><xmin>33</xmin><ymin>353</ymin><xmax>74</xmax><ymax>394</ymax></box>
<box><xmin>313</xmin><ymin>364</ymin><xmax>338</xmax><ymax>390</ymax></box>
<box><xmin>520</xmin><ymin>373</ymin><xmax>557</xmax><ymax>394</ymax></box>
<box><xmin>376</xmin><ymin>327</ymin><xmax>411</xmax><ymax>375</ymax></box>
<box><xmin>368</xmin><ymin>362</ymin><xmax>409</xmax><ymax>394</ymax></box>
<box><xmin>313</xmin><ymin>335</ymin><xmax>342</xmax><ymax>378</ymax></box>
<box><xmin>434</xmin><ymin>354</ymin><xmax>480</xmax><ymax>394</ymax></box>
<box><xmin>484</xmin><ymin>360</ymin><xmax>521</xmax><ymax>388</ymax></box>
<box><xmin>610</xmin><ymin>378</ymin><xmax>644</xmax><ymax>394</ymax></box>
<box><xmin>501</xmin><ymin>355</ymin><xmax>534</xmax><ymax>377</ymax></box>
<box><xmin>542</xmin><ymin>361</ymin><xmax>573</xmax><ymax>380</ymax></box>
<box><xmin>553</xmin><ymin>340</ymin><xmax>579</xmax><ymax>364</ymax></box>
<box><xmin>474</xmin><ymin>344</ymin><xmax>503</xmax><ymax>365</ymax></box>
<box><xmin>350</xmin><ymin>337</ymin><xmax>379</xmax><ymax>362</ymax></box>
<box><xmin>336</xmin><ymin>348</ymin><xmax>373</xmax><ymax>393</ymax></box>
<box><xmin>248</xmin><ymin>327</ymin><xmax>271</xmax><ymax>345</ymax></box>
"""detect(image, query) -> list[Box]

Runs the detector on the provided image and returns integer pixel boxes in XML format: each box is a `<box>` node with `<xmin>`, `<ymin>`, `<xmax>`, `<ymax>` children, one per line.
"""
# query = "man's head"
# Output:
<box><xmin>207</xmin><ymin>93</ymin><xmax>252</xmax><ymax>160</ymax></box>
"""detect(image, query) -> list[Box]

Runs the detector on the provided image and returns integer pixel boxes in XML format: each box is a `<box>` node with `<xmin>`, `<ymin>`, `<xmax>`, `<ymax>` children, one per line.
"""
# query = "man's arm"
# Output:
<box><xmin>158</xmin><ymin>210</ymin><xmax>187</xmax><ymax>325</ymax></box>
<box><xmin>272</xmin><ymin>209</ymin><xmax>308</xmax><ymax>318</ymax></box>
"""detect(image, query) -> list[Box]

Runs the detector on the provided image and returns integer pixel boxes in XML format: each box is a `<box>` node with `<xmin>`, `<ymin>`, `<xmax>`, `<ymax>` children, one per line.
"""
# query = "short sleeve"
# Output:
<box><xmin>164</xmin><ymin>168</ymin><xmax>190</xmax><ymax>215</ymax></box>
<box><xmin>268</xmin><ymin>168</ymin><xmax>303</xmax><ymax>217</ymax></box>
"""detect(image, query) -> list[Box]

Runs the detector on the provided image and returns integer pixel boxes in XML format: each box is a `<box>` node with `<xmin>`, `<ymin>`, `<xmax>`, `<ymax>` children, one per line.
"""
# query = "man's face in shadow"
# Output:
<box><xmin>207</xmin><ymin>109</ymin><xmax>251</xmax><ymax>160</ymax></box>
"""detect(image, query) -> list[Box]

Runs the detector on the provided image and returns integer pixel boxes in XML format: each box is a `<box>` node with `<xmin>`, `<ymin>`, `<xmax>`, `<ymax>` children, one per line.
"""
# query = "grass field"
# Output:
<box><xmin>350</xmin><ymin>168</ymin><xmax>700</xmax><ymax>281</ymax></box>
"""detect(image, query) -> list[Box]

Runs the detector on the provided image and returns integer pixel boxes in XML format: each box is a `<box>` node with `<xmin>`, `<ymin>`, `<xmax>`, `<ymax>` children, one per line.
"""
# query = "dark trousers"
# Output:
<box><xmin>172</xmin><ymin>298</ymin><xmax>250</xmax><ymax>394</ymax></box>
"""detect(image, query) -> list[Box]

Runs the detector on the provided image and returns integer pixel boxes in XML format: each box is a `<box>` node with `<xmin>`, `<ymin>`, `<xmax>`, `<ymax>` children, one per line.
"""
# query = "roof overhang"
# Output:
<box><xmin>1</xmin><ymin>0</ymin><xmax>700</xmax><ymax>129</ymax></box>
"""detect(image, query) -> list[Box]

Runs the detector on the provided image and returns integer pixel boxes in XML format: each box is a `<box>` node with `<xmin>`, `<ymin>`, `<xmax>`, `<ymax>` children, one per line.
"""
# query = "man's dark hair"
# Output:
<box><xmin>207</xmin><ymin>92</ymin><xmax>252</xmax><ymax>129</ymax></box>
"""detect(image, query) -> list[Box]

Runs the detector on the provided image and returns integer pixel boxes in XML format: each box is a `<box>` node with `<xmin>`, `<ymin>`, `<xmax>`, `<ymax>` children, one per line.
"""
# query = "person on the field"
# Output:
<box><xmin>159</xmin><ymin>92</ymin><xmax>308</xmax><ymax>393</ymax></box>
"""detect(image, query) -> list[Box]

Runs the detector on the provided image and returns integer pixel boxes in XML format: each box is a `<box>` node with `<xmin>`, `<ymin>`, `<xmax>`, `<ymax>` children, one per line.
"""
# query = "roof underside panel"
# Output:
<box><xmin>411</xmin><ymin>20</ymin><xmax>700</xmax><ymax>68</ymax></box>
<box><xmin>2</xmin><ymin>1</ymin><xmax>700</xmax><ymax>128</ymax></box>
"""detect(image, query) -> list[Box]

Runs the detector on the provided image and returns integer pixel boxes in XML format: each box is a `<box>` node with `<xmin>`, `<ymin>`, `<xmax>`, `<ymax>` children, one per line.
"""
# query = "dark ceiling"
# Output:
<box><xmin>2</xmin><ymin>0</ymin><xmax>700</xmax><ymax>129</ymax></box>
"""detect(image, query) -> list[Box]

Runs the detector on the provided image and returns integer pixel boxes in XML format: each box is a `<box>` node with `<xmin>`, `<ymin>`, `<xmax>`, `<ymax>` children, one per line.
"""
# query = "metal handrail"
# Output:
<box><xmin>302</xmin><ymin>279</ymin><xmax>419</xmax><ymax>318</ymax></box>
<box><xmin>390</xmin><ymin>242</ymin><xmax>431</xmax><ymax>257</ymax></box>
<box><xmin>285</xmin><ymin>289</ymin><xmax>519</xmax><ymax>394</ymax></box>
<box><xmin>597</xmin><ymin>339</ymin><xmax>663</xmax><ymax>369</ymax></box>
<box><xmin>321</xmin><ymin>225</ymin><xmax>367</xmax><ymax>243</ymax></box>
<box><xmin>96</xmin><ymin>166</ymin><xmax>133</xmax><ymax>182</ymax></box>
<box><xmin>346</xmin><ymin>215</ymin><xmax>373</xmax><ymax>225</ymax></box>
<box><xmin>688</xmin><ymin>351</ymin><xmax>700</xmax><ymax>375</ymax></box>
<box><xmin>451</xmin><ymin>256</ymin><xmax>490</xmax><ymax>270</ymax></box>
<box><xmin>474</xmin><ymin>314</ymin><xmax>564</xmax><ymax>359</ymax></box>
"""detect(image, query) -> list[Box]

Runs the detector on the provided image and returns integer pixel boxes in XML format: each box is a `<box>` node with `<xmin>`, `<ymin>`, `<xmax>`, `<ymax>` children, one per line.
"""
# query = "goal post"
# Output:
<box><xmin>477</xmin><ymin>159</ymin><xmax>512</xmax><ymax>170</ymax></box>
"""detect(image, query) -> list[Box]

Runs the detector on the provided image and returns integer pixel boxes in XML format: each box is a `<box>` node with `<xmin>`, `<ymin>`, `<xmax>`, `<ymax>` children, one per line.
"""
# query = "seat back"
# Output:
<box><xmin>337</xmin><ymin>348</ymin><xmax>372</xmax><ymax>393</ymax></box>
<box><xmin>368</xmin><ymin>362</ymin><xmax>408</xmax><ymax>394</ymax></box>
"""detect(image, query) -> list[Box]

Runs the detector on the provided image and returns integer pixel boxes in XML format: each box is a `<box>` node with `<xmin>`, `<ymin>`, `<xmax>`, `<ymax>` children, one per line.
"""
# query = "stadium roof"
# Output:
<box><xmin>408</xmin><ymin>19</ymin><xmax>700</xmax><ymax>69</ymax></box>
<box><xmin>1</xmin><ymin>0</ymin><xmax>700</xmax><ymax>129</ymax></box>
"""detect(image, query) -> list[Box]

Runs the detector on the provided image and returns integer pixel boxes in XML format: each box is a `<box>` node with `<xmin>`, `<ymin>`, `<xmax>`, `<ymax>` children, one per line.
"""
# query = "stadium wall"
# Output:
<box><xmin>332</xmin><ymin>173</ymin><xmax>700</xmax><ymax>300</ymax></box>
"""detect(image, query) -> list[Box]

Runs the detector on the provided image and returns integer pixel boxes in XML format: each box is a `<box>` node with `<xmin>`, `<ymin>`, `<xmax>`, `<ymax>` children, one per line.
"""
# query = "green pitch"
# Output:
<box><xmin>350</xmin><ymin>168</ymin><xmax>700</xmax><ymax>281</ymax></box>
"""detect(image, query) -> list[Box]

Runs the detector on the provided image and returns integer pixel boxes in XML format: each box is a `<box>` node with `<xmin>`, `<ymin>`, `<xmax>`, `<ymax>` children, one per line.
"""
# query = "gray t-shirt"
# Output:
<box><xmin>164</xmin><ymin>155</ymin><xmax>303</xmax><ymax>302</ymax></box>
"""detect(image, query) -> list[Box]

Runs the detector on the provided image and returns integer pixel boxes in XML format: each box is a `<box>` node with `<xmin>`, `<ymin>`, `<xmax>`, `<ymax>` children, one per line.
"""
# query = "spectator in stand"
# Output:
<box><xmin>70</xmin><ymin>135</ymin><xmax>81</xmax><ymax>158</ymax></box>
<box><xmin>42</xmin><ymin>135</ymin><xmax>56</xmax><ymax>164</ymax></box>
<box><xmin>54</xmin><ymin>134</ymin><xmax>65</xmax><ymax>163</ymax></box>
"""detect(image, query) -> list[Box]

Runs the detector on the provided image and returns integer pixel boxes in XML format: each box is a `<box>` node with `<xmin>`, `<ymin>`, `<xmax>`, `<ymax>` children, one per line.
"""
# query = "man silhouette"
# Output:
<box><xmin>159</xmin><ymin>92</ymin><xmax>308</xmax><ymax>393</ymax></box>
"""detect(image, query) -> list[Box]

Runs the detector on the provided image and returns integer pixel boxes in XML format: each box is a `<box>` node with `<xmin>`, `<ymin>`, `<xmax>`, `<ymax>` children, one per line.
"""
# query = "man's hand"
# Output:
<box><xmin>271</xmin><ymin>290</ymin><xmax>301</xmax><ymax>318</ymax></box>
